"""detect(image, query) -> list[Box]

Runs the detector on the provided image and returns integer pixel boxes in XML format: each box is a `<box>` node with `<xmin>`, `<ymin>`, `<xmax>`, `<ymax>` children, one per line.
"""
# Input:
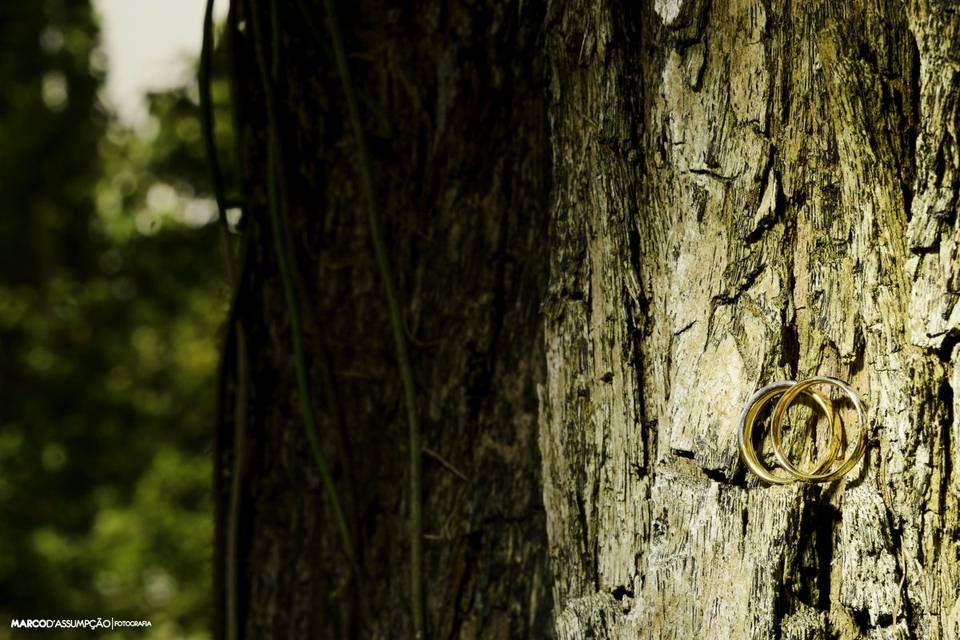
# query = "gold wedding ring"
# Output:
<box><xmin>738</xmin><ymin>377</ymin><xmax>867</xmax><ymax>483</ymax></box>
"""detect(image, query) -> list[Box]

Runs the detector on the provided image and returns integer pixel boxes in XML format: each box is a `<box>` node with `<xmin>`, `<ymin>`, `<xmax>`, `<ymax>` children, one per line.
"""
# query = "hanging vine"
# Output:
<box><xmin>245</xmin><ymin>0</ymin><xmax>361</xmax><ymax>593</ymax></box>
<box><xmin>309</xmin><ymin>0</ymin><xmax>426</xmax><ymax>635</ymax></box>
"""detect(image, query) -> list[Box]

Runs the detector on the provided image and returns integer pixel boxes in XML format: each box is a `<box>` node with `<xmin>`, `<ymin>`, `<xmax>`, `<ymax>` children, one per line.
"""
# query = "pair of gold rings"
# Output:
<box><xmin>738</xmin><ymin>376</ymin><xmax>867</xmax><ymax>484</ymax></box>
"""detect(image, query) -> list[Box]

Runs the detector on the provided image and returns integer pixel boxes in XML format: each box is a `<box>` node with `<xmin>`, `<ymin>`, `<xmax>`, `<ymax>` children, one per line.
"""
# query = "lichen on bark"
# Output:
<box><xmin>542</xmin><ymin>0</ymin><xmax>960</xmax><ymax>638</ymax></box>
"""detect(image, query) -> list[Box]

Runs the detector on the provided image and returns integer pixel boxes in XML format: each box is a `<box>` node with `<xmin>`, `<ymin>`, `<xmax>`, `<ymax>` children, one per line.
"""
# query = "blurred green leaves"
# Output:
<box><xmin>0</xmin><ymin>2</ymin><xmax>231</xmax><ymax>638</ymax></box>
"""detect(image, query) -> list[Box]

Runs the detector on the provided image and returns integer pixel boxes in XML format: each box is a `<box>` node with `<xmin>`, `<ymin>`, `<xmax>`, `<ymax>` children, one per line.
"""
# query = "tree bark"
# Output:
<box><xmin>220</xmin><ymin>0</ymin><xmax>960</xmax><ymax>638</ymax></box>
<box><xmin>220</xmin><ymin>0</ymin><xmax>552</xmax><ymax>638</ymax></box>
<box><xmin>542</xmin><ymin>1</ymin><xmax>960</xmax><ymax>638</ymax></box>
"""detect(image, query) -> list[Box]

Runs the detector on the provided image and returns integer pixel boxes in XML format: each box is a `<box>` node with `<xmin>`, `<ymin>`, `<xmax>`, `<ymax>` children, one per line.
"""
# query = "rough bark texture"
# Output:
<box><xmin>541</xmin><ymin>0</ymin><xmax>960</xmax><ymax>638</ymax></box>
<box><xmin>219</xmin><ymin>0</ymin><xmax>960</xmax><ymax>638</ymax></box>
<box><xmin>221</xmin><ymin>0</ymin><xmax>551</xmax><ymax>637</ymax></box>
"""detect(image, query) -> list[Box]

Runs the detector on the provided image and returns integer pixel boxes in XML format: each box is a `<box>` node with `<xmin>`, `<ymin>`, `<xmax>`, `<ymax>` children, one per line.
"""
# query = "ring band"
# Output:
<box><xmin>770</xmin><ymin>376</ymin><xmax>867</xmax><ymax>483</ymax></box>
<box><xmin>738</xmin><ymin>380</ymin><xmax>843</xmax><ymax>484</ymax></box>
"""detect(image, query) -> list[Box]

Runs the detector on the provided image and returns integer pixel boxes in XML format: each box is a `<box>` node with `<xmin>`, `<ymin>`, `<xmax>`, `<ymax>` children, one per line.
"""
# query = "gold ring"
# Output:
<box><xmin>770</xmin><ymin>376</ymin><xmax>867</xmax><ymax>483</ymax></box>
<box><xmin>738</xmin><ymin>380</ymin><xmax>843</xmax><ymax>484</ymax></box>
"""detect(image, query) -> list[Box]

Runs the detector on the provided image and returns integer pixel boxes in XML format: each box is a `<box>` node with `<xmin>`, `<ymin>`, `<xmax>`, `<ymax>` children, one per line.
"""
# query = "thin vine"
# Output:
<box><xmin>246</xmin><ymin>0</ymin><xmax>361</xmax><ymax>586</ymax></box>
<box><xmin>315</xmin><ymin>0</ymin><xmax>425</xmax><ymax>636</ymax></box>
<box><xmin>201</xmin><ymin>0</ymin><xmax>234</xmax><ymax>285</ymax></box>
<box><xmin>200</xmin><ymin>4</ymin><xmax>246</xmax><ymax>640</ymax></box>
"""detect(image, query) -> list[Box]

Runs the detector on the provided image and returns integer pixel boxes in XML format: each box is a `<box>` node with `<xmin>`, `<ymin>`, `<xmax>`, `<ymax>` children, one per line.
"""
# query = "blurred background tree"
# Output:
<box><xmin>0</xmin><ymin>2</ymin><xmax>228</xmax><ymax>638</ymax></box>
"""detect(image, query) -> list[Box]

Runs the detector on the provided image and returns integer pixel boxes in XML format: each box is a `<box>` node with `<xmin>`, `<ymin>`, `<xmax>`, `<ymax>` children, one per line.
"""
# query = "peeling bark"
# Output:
<box><xmin>542</xmin><ymin>0</ymin><xmax>960</xmax><ymax>638</ymax></box>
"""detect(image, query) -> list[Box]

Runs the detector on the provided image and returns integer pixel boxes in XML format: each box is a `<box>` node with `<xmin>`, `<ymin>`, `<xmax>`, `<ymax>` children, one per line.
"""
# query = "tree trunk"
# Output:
<box><xmin>220</xmin><ymin>0</ymin><xmax>552</xmax><ymax>638</ymax></box>
<box><xmin>542</xmin><ymin>1</ymin><xmax>960</xmax><ymax>638</ymax></box>
<box><xmin>220</xmin><ymin>0</ymin><xmax>960</xmax><ymax>638</ymax></box>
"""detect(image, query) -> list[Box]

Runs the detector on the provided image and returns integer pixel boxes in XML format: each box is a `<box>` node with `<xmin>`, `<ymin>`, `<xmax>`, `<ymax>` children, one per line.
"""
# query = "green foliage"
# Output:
<box><xmin>0</xmin><ymin>2</ymin><xmax>230</xmax><ymax>638</ymax></box>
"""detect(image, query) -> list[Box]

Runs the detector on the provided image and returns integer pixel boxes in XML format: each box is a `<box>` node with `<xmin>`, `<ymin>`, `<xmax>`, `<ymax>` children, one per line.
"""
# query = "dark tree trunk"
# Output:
<box><xmin>218</xmin><ymin>0</ymin><xmax>553</xmax><ymax>638</ymax></box>
<box><xmin>218</xmin><ymin>0</ymin><xmax>960</xmax><ymax>638</ymax></box>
